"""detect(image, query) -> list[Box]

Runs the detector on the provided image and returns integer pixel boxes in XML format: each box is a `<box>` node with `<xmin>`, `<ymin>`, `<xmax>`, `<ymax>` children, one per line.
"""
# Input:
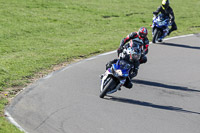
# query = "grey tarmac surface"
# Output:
<box><xmin>6</xmin><ymin>34</ymin><xmax>200</xmax><ymax>133</ymax></box>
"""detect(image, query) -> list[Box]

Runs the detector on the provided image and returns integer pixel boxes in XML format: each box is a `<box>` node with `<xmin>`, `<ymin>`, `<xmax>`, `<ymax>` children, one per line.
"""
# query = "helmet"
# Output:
<box><xmin>132</xmin><ymin>47</ymin><xmax>141</xmax><ymax>61</ymax></box>
<box><xmin>138</xmin><ymin>27</ymin><xmax>148</xmax><ymax>38</ymax></box>
<box><xmin>162</xmin><ymin>0</ymin><xmax>169</xmax><ymax>9</ymax></box>
<box><xmin>127</xmin><ymin>46</ymin><xmax>141</xmax><ymax>62</ymax></box>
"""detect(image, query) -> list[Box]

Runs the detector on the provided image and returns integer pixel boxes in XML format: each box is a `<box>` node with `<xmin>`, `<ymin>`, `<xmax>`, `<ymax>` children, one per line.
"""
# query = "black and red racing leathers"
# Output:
<box><xmin>119</xmin><ymin>32</ymin><xmax>149</xmax><ymax>57</ymax></box>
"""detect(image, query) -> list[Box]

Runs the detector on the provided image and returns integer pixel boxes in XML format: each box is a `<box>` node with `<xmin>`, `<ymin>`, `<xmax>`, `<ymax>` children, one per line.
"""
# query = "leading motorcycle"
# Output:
<box><xmin>151</xmin><ymin>13</ymin><xmax>170</xmax><ymax>43</ymax></box>
<box><xmin>99</xmin><ymin>45</ymin><xmax>141</xmax><ymax>98</ymax></box>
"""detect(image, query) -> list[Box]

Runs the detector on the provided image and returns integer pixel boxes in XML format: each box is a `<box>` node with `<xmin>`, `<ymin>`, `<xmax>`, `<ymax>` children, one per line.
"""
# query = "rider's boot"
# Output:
<box><xmin>168</xmin><ymin>29</ymin><xmax>172</xmax><ymax>36</ymax></box>
<box><xmin>123</xmin><ymin>77</ymin><xmax>133</xmax><ymax>89</ymax></box>
<box><xmin>158</xmin><ymin>38</ymin><xmax>163</xmax><ymax>42</ymax></box>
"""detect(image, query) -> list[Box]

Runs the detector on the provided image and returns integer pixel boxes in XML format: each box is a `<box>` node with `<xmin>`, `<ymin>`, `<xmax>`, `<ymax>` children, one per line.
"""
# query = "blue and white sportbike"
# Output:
<box><xmin>151</xmin><ymin>13</ymin><xmax>170</xmax><ymax>43</ymax></box>
<box><xmin>100</xmin><ymin>46</ymin><xmax>141</xmax><ymax>98</ymax></box>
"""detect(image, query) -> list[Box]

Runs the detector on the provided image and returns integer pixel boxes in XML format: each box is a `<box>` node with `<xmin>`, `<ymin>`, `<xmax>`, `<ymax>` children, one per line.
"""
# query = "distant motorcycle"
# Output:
<box><xmin>100</xmin><ymin>46</ymin><xmax>141</xmax><ymax>98</ymax></box>
<box><xmin>151</xmin><ymin>13</ymin><xmax>170</xmax><ymax>43</ymax></box>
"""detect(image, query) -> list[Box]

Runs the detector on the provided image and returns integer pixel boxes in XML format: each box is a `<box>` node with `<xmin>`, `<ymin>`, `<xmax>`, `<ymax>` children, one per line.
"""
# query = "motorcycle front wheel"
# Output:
<box><xmin>152</xmin><ymin>28</ymin><xmax>161</xmax><ymax>43</ymax></box>
<box><xmin>100</xmin><ymin>77</ymin><xmax>116</xmax><ymax>98</ymax></box>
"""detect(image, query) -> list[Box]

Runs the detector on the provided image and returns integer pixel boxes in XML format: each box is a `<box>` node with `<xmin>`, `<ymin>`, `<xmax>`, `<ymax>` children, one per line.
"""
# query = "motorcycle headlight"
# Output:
<box><xmin>158</xmin><ymin>21</ymin><xmax>166</xmax><ymax>26</ymax></box>
<box><xmin>115</xmin><ymin>69</ymin><xmax>122</xmax><ymax>76</ymax></box>
<box><xmin>157</xmin><ymin>21</ymin><xmax>162</xmax><ymax>26</ymax></box>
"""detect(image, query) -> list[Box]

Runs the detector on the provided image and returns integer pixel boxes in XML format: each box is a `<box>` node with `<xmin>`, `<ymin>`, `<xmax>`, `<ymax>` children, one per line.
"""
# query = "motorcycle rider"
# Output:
<box><xmin>153</xmin><ymin>0</ymin><xmax>177</xmax><ymax>38</ymax></box>
<box><xmin>105</xmin><ymin>27</ymin><xmax>149</xmax><ymax>89</ymax></box>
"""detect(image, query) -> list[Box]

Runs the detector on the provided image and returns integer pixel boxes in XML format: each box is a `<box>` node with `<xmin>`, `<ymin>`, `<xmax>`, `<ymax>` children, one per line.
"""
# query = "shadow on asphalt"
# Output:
<box><xmin>158</xmin><ymin>42</ymin><xmax>200</xmax><ymax>50</ymax></box>
<box><xmin>132</xmin><ymin>79</ymin><xmax>200</xmax><ymax>93</ymax></box>
<box><xmin>105</xmin><ymin>96</ymin><xmax>200</xmax><ymax>115</ymax></box>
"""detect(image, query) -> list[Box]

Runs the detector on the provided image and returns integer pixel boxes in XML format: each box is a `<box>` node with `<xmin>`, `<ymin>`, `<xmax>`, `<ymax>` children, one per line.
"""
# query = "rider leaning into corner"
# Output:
<box><xmin>153</xmin><ymin>0</ymin><xmax>177</xmax><ymax>39</ymax></box>
<box><xmin>105</xmin><ymin>27</ymin><xmax>149</xmax><ymax>89</ymax></box>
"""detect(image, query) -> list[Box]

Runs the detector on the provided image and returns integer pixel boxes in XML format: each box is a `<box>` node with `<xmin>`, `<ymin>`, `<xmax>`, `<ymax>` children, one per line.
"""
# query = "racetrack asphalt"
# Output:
<box><xmin>6</xmin><ymin>34</ymin><xmax>200</xmax><ymax>133</ymax></box>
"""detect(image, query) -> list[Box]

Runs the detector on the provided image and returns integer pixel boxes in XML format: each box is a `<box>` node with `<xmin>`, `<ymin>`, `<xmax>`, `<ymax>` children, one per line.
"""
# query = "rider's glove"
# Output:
<box><xmin>117</xmin><ymin>47</ymin><xmax>123</xmax><ymax>57</ymax></box>
<box><xmin>152</xmin><ymin>13</ymin><xmax>157</xmax><ymax>20</ymax></box>
<box><xmin>152</xmin><ymin>12</ymin><xmax>157</xmax><ymax>15</ymax></box>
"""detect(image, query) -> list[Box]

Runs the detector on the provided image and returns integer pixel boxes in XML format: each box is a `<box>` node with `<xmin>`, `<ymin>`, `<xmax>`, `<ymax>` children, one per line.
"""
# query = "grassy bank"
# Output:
<box><xmin>0</xmin><ymin>0</ymin><xmax>200</xmax><ymax>132</ymax></box>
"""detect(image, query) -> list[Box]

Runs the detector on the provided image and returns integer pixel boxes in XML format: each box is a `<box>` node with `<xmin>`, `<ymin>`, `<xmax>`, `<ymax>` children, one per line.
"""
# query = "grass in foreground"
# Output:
<box><xmin>0</xmin><ymin>0</ymin><xmax>200</xmax><ymax>132</ymax></box>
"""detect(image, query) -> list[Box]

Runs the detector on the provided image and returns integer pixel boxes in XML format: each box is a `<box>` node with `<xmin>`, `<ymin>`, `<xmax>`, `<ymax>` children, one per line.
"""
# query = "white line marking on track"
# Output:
<box><xmin>5</xmin><ymin>111</ymin><xmax>28</xmax><ymax>133</ymax></box>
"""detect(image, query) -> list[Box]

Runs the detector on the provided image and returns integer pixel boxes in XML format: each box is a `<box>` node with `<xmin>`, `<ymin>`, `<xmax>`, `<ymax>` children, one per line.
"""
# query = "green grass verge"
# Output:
<box><xmin>0</xmin><ymin>0</ymin><xmax>200</xmax><ymax>132</ymax></box>
<box><xmin>0</xmin><ymin>98</ymin><xmax>23</xmax><ymax>133</ymax></box>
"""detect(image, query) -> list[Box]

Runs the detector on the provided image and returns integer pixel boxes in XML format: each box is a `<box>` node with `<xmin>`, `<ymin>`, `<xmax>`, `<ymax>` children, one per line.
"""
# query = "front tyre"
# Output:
<box><xmin>152</xmin><ymin>28</ymin><xmax>159</xmax><ymax>43</ymax></box>
<box><xmin>100</xmin><ymin>77</ymin><xmax>116</xmax><ymax>98</ymax></box>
